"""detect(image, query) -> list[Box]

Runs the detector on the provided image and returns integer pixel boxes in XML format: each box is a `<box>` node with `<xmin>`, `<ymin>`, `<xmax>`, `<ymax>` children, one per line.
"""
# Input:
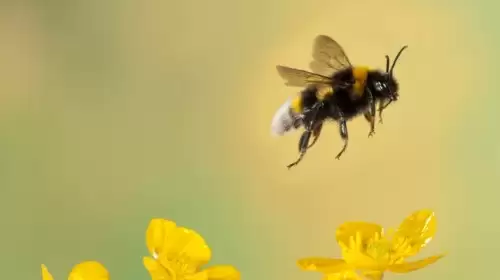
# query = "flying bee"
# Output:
<box><xmin>271</xmin><ymin>35</ymin><xmax>407</xmax><ymax>169</ymax></box>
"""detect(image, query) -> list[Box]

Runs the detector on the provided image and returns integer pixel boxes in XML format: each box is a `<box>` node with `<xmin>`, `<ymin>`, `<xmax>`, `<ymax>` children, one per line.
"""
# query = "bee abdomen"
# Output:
<box><xmin>271</xmin><ymin>98</ymin><xmax>302</xmax><ymax>136</ymax></box>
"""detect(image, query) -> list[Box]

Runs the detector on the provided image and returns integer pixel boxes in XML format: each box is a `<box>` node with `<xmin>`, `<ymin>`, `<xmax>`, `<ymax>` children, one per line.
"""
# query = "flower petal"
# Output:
<box><xmin>146</xmin><ymin>219</ymin><xmax>178</xmax><ymax>258</ymax></box>
<box><xmin>392</xmin><ymin>209</ymin><xmax>437</xmax><ymax>258</ymax></box>
<box><xmin>336</xmin><ymin>222</ymin><xmax>384</xmax><ymax>269</ymax></box>
<box><xmin>362</xmin><ymin>271</ymin><xmax>384</xmax><ymax>280</ymax></box>
<box><xmin>68</xmin><ymin>261</ymin><xmax>109</xmax><ymax>280</ymax></box>
<box><xmin>146</xmin><ymin>218</ymin><xmax>212</xmax><ymax>272</ymax></box>
<box><xmin>336</xmin><ymin>222</ymin><xmax>383</xmax><ymax>250</ymax></box>
<box><xmin>190</xmin><ymin>272</ymin><xmax>209</xmax><ymax>280</ymax></box>
<box><xmin>323</xmin><ymin>270</ymin><xmax>363</xmax><ymax>280</ymax></box>
<box><xmin>297</xmin><ymin>258</ymin><xmax>349</xmax><ymax>273</ymax></box>
<box><xmin>340</xmin><ymin>248</ymin><xmax>384</xmax><ymax>271</ymax></box>
<box><xmin>204</xmin><ymin>265</ymin><xmax>240</xmax><ymax>280</ymax></box>
<box><xmin>388</xmin><ymin>254</ymin><xmax>444</xmax><ymax>273</ymax></box>
<box><xmin>143</xmin><ymin>257</ymin><xmax>170</xmax><ymax>280</ymax></box>
<box><xmin>41</xmin><ymin>265</ymin><xmax>54</xmax><ymax>280</ymax></box>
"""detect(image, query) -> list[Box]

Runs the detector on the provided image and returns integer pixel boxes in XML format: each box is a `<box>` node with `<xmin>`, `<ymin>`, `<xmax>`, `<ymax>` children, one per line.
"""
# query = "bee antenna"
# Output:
<box><xmin>389</xmin><ymin>45</ymin><xmax>408</xmax><ymax>76</ymax></box>
<box><xmin>384</xmin><ymin>55</ymin><xmax>390</xmax><ymax>73</ymax></box>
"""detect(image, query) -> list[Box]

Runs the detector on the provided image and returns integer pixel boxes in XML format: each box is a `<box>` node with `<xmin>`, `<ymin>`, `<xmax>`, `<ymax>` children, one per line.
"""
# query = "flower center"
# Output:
<box><xmin>164</xmin><ymin>254</ymin><xmax>195</xmax><ymax>280</ymax></box>
<box><xmin>365</xmin><ymin>239</ymin><xmax>391</xmax><ymax>267</ymax></box>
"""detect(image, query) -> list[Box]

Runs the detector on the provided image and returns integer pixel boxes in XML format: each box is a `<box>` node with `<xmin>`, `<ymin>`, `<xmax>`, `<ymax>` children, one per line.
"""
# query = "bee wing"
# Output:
<box><xmin>276</xmin><ymin>65</ymin><xmax>332</xmax><ymax>87</ymax></box>
<box><xmin>309</xmin><ymin>35</ymin><xmax>352</xmax><ymax>76</ymax></box>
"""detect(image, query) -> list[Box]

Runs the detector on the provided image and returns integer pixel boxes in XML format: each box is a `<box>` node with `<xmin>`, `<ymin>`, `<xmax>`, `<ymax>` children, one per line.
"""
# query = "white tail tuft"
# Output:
<box><xmin>270</xmin><ymin>98</ymin><xmax>300</xmax><ymax>136</ymax></box>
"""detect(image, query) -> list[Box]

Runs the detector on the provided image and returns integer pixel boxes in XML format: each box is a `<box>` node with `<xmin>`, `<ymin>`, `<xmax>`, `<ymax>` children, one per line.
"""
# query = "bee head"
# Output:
<box><xmin>373</xmin><ymin>76</ymin><xmax>399</xmax><ymax>101</ymax></box>
<box><xmin>381</xmin><ymin>45</ymin><xmax>408</xmax><ymax>102</ymax></box>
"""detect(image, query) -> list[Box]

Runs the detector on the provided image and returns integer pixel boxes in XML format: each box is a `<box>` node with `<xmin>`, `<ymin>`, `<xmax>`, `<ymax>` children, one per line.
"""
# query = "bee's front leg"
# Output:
<box><xmin>378</xmin><ymin>98</ymin><xmax>392</xmax><ymax>124</ymax></box>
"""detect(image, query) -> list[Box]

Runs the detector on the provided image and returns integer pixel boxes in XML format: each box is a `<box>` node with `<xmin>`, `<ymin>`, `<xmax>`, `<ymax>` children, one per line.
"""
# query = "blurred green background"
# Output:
<box><xmin>0</xmin><ymin>0</ymin><xmax>497</xmax><ymax>279</ymax></box>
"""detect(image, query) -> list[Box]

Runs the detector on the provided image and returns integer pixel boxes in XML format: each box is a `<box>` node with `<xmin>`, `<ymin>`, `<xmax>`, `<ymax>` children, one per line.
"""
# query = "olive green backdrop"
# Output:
<box><xmin>0</xmin><ymin>0</ymin><xmax>496</xmax><ymax>279</ymax></box>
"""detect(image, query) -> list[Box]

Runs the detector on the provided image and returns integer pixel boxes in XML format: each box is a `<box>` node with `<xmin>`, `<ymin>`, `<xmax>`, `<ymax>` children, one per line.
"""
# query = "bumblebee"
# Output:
<box><xmin>271</xmin><ymin>35</ymin><xmax>407</xmax><ymax>169</ymax></box>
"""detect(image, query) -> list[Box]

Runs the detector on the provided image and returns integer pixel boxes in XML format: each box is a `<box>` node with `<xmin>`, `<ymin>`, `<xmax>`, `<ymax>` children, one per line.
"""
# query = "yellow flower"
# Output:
<box><xmin>298</xmin><ymin>209</ymin><xmax>445</xmax><ymax>280</ymax></box>
<box><xmin>41</xmin><ymin>261</ymin><xmax>109</xmax><ymax>280</ymax></box>
<box><xmin>143</xmin><ymin>218</ymin><xmax>240</xmax><ymax>280</ymax></box>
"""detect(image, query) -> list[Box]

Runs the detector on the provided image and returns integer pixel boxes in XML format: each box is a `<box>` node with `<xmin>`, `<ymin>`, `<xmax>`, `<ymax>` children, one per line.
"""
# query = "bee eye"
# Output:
<box><xmin>374</xmin><ymin>81</ymin><xmax>383</xmax><ymax>91</ymax></box>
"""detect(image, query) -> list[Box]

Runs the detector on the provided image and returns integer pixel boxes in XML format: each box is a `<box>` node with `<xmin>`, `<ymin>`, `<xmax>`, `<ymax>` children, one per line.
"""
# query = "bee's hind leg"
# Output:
<box><xmin>307</xmin><ymin>122</ymin><xmax>323</xmax><ymax>149</ymax></box>
<box><xmin>287</xmin><ymin>130</ymin><xmax>312</xmax><ymax>169</ymax></box>
<box><xmin>287</xmin><ymin>102</ymin><xmax>324</xmax><ymax>169</ymax></box>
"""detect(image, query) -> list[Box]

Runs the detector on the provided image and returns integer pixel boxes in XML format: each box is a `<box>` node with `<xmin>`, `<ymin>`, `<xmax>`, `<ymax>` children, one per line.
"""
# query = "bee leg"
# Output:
<box><xmin>378</xmin><ymin>101</ymin><xmax>386</xmax><ymax>124</ymax></box>
<box><xmin>287</xmin><ymin>130</ymin><xmax>312</xmax><ymax>169</ymax></box>
<box><xmin>287</xmin><ymin>101</ymin><xmax>323</xmax><ymax>169</ymax></box>
<box><xmin>307</xmin><ymin>122</ymin><xmax>323</xmax><ymax>149</ymax></box>
<box><xmin>363</xmin><ymin>112</ymin><xmax>373</xmax><ymax>122</ymax></box>
<box><xmin>366</xmin><ymin>88</ymin><xmax>376</xmax><ymax>137</ymax></box>
<box><xmin>335</xmin><ymin>117</ymin><xmax>349</xmax><ymax>160</ymax></box>
<box><xmin>378</xmin><ymin>99</ymin><xmax>392</xmax><ymax>124</ymax></box>
<box><xmin>364</xmin><ymin>111</ymin><xmax>374</xmax><ymax>131</ymax></box>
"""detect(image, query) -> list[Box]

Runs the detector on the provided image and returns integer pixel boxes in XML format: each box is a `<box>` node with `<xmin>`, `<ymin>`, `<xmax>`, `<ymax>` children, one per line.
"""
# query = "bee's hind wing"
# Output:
<box><xmin>276</xmin><ymin>65</ymin><xmax>332</xmax><ymax>87</ymax></box>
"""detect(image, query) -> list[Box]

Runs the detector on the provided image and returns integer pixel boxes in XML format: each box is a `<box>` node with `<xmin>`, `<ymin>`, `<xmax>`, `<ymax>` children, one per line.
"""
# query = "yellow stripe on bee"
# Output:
<box><xmin>316</xmin><ymin>86</ymin><xmax>334</xmax><ymax>100</ymax></box>
<box><xmin>290</xmin><ymin>95</ymin><xmax>303</xmax><ymax>113</ymax></box>
<box><xmin>352</xmin><ymin>66</ymin><xmax>369</xmax><ymax>97</ymax></box>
